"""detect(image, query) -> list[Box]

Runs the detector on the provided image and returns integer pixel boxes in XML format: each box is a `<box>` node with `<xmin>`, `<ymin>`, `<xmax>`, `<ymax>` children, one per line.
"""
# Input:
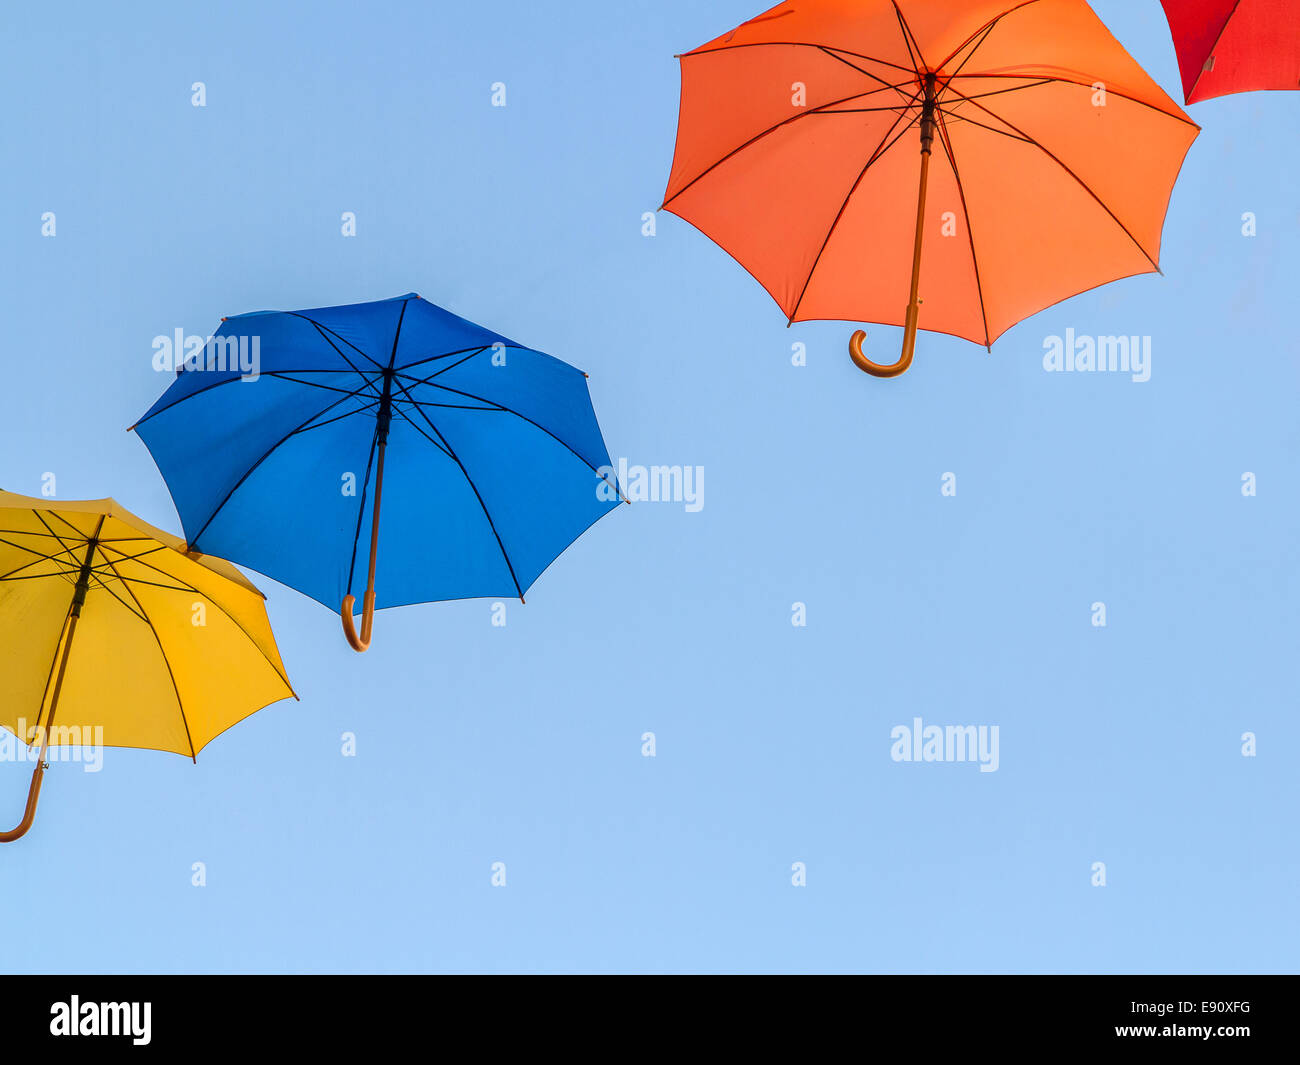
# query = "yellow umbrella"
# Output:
<box><xmin>0</xmin><ymin>491</ymin><xmax>296</xmax><ymax>841</ymax></box>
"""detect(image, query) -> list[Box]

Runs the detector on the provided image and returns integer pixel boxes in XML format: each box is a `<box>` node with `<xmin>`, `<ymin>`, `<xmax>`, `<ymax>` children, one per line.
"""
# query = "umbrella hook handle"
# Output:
<box><xmin>849</xmin><ymin>328</ymin><xmax>916</xmax><ymax>378</ymax></box>
<box><xmin>0</xmin><ymin>762</ymin><xmax>48</xmax><ymax>843</ymax></box>
<box><xmin>2</xmin><ymin>592</ymin><xmax>86</xmax><ymax>843</ymax></box>
<box><xmin>341</xmin><ymin>591</ymin><xmax>375</xmax><ymax>653</ymax></box>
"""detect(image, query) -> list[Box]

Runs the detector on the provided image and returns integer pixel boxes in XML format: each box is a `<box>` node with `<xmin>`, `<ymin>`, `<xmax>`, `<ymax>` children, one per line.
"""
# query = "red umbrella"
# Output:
<box><xmin>1160</xmin><ymin>0</ymin><xmax>1300</xmax><ymax>103</ymax></box>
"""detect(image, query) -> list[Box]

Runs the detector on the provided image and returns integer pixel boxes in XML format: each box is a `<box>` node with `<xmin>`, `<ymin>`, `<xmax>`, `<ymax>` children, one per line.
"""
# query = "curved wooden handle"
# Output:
<box><xmin>0</xmin><ymin>762</ymin><xmax>47</xmax><ymax>843</ymax></box>
<box><xmin>341</xmin><ymin>591</ymin><xmax>376</xmax><ymax>652</ymax></box>
<box><xmin>849</xmin><ymin>322</ymin><xmax>916</xmax><ymax>379</ymax></box>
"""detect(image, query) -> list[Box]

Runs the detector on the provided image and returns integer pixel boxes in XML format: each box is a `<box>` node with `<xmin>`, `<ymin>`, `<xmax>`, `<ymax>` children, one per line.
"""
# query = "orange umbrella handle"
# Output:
<box><xmin>341</xmin><ymin>591</ymin><xmax>376</xmax><ymax>653</ymax></box>
<box><xmin>850</xmin><ymin>73</ymin><xmax>936</xmax><ymax>380</ymax></box>
<box><xmin>849</xmin><ymin>326</ymin><xmax>916</xmax><ymax>378</ymax></box>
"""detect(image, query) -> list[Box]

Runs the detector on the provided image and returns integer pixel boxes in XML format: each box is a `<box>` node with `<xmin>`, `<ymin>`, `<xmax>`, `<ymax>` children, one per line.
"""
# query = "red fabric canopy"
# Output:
<box><xmin>1160</xmin><ymin>0</ymin><xmax>1300</xmax><ymax>103</ymax></box>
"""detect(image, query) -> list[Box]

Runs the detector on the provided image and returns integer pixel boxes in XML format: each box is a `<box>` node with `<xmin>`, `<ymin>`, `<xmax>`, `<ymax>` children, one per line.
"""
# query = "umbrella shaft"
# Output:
<box><xmin>366</xmin><ymin>377</ymin><xmax>393</xmax><ymax>598</ymax></box>
<box><xmin>902</xmin><ymin>79</ymin><xmax>938</xmax><ymax>364</ymax></box>
<box><xmin>366</xmin><ymin>440</ymin><xmax>386</xmax><ymax>598</ymax></box>
<box><xmin>29</xmin><ymin>535</ymin><xmax>98</xmax><ymax>798</ymax></box>
<box><xmin>0</xmin><ymin>608</ymin><xmax>82</xmax><ymax>842</ymax></box>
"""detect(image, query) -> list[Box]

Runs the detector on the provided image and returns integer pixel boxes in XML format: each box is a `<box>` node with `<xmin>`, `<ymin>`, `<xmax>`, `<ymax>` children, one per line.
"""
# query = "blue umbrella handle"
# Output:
<box><xmin>341</xmin><ymin>437</ymin><xmax>387</xmax><ymax>653</ymax></box>
<box><xmin>341</xmin><ymin>591</ymin><xmax>375</xmax><ymax>652</ymax></box>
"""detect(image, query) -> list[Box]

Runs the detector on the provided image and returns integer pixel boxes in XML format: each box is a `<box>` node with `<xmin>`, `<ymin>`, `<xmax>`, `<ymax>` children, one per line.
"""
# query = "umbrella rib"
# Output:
<box><xmin>287</xmin><ymin>313</ymin><xmax>384</xmax><ymax>370</ymax></box>
<box><xmin>940</xmin><ymin>79</ymin><xmax>1054</xmax><ymax>106</ymax></box>
<box><xmin>262</xmin><ymin>371</ymin><xmax>384</xmax><ymax>396</ymax></box>
<box><xmin>934</xmin><ymin>108</ymin><xmax>994</xmax><ymax>350</ymax></box>
<box><xmin>32</xmin><ymin>510</ymin><xmax>85</xmax><ymax>567</ymax></box>
<box><xmin>684</xmin><ymin>39</ymin><xmax>916</xmax><ymax>77</ymax></box>
<box><xmin>814</xmin><ymin>47</ymin><xmax>924</xmax><ymax>102</ymax></box>
<box><xmin>0</xmin><ymin>569</ymin><xmax>81</xmax><ymax>582</ymax></box>
<box><xmin>939</xmin><ymin>16</ymin><xmax>1005</xmax><ymax>87</ymax></box>
<box><xmin>90</xmin><ymin>547</ymin><xmax>226</xmax><ymax>598</ymax></box>
<box><xmin>387</xmin><ymin>376</ymin><xmax>526</xmax><ymax>599</ymax></box>
<box><xmin>96</xmin><ymin>541</ymin><xmax>296</xmax><ymax>697</ymax></box>
<box><xmin>93</xmin><ymin>573</ymin><xmax>195</xmax><ymax>595</ymax></box>
<box><xmin>132</xmin><ymin>314</ymin><xmax>390</xmax><ymax>429</ymax></box>
<box><xmin>386</xmin><ymin>345</ymin><xmax>502</xmax><ymax>377</ymax></box>
<box><xmin>132</xmin><ymin>365</ymin><xmax>384</xmax><ymax>430</ymax></box>
<box><xmin>187</xmin><ymin>385</ymin><xmax>374</xmax><ymax>548</ymax></box>
<box><xmin>395</xmin><ymin>354</ymin><xmax>504</xmax><ymax>389</ymax></box>
<box><xmin>945</xmin><ymin>72</ymin><xmax>1200</xmax><ymax>130</ymax></box>
<box><xmin>84</xmin><ymin>570</ymin><xmax>151</xmax><ymax>623</ymax></box>
<box><xmin>426</xmin><ymin>346</ymin><xmax>491</xmax><ymax>378</ymax></box>
<box><xmin>0</xmin><ymin>529</ymin><xmax>148</xmax><ymax>541</ymax></box>
<box><xmin>42</xmin><ymin>508</ymin><xmax>96</xmax><ymax>540</ymax></box>
<box><xmin>936</xmin><ymin>105</ymin><xmax>1034</xmax><ymax>142</ymax></box>
<box><xmin>95</xmin><ymin>549</ymin><xmax>198</xmax><ymax>762</ymax></box>
<box><xmin>809</xmin><ymin>103</ymin><xmax>924</xmax><ymax>116</ymax></box>
<box><xmin>289</xmin><ymin>322</ymin><xmax>393</xmax><ymax>404</ymax></box>
<box><xmin>395</xmin><ymin>395</ymin><xmax>501</xmax><ymax>413</ymax></box>
<box><xmin>414</xmin><ymin>377</ymin><xmax>623</xmax><ymax>488</ymax></box>
<box><xmin>95</xmin><ymin>542</ymin><xmax>208</xmax><ymax>594</ymax></box>
<box><xmin>90</xmin><ymin>544</ymin><xmax>170</xmax><ymax>566</ymax></box>
<box><xmin>0</xmin><ymin>533</ymin><xmax>85</xmax><ymax>578</ymax></box>
<box><xmin>936</xmin><ymin>0</ymin><xmax>1047</xmax><ymax>72</ymax></box>
<box><xmin>662</xmin><ymin>79</ymin><xmax>919</xmax><ymax>210</ymax></box>
<box><xmin>943</xmin><ymin>83</ymin><xmax>1164</xmax><ymax>272</ymax></box>
<box><xmin>131</xmin><ymin>375</ymin><xmax>263</xmax><ymax>429</ymax></box>
<box><xmin>381</xmin><ymin>398</ymin><xmax>454</xmax><ymax>457</ymax></box>
<box><xmin>295</xmin><ymin>397</ymin><xmax>383</xmax><ymax>436</ymax></box>
<box><xmin>891</xmin><ymin>1</ymin><xmax>928</xmax><ymax>75</ymax></box>
<box><xmin>787</xmin><ymin>86</ymin><xmax>926</xmax><ymax>324</ymax></box>
<box><xmin>298</xmin><ymin>320</ymin><xmax>392</xmax><ymax>399</ymax></box>
<box><xmin>0</xmin><ymin>537</ymin><xmax>72</xmax><ymax>572</ymax></box>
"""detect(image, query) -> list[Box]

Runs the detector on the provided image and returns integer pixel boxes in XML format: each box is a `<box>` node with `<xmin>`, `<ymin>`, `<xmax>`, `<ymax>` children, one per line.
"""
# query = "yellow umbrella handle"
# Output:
<box><xmin>341</xmin><ymin>591</ymin><xmax>375</xmax><ymax>653</ymax></box>
<box><xmin>0</xmin><ymin>762</ymin><xmax>49</xmax><ymax>844</ymax></box>
<box><xmin>2</xmin><ymin>586</ymin><xmax>87</xmax><ymax>843</ymax></box>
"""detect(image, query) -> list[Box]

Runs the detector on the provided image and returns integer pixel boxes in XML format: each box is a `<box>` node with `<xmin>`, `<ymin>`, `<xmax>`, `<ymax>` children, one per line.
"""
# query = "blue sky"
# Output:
<box><xmin>1</xmin><ymin>0</ymin><xmax>1296</xmax><ymax>973</ymax></box>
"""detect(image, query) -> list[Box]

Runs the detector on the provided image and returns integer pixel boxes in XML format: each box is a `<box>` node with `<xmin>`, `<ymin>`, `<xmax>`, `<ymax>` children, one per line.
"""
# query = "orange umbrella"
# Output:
<box><xmin>662</xmin><ymin>0</ymin><xmax>1200</xmax><ymax>377</ymax></box>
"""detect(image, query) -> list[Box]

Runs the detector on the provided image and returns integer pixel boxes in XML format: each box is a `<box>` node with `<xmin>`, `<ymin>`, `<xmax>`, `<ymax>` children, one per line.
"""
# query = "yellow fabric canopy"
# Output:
<box><xmin>0</xmin><ymin>491</ymin><xmax>295</xmax><ymax>759</ymax></box>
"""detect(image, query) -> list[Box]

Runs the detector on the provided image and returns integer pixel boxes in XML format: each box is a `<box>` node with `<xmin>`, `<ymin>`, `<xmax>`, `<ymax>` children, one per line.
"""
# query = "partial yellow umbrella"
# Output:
<box><xmin>0</xmin><ymin>491</ymin><xmax>296</xmax><ymax>842</ymax></box>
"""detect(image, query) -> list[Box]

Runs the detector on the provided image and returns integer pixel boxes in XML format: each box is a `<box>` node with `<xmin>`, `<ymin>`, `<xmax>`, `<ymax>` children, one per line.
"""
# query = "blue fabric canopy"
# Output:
<box><xmin>133</xmin><ymin>293</ymin><xmax>622</xmax><ymax>612</ymax></box>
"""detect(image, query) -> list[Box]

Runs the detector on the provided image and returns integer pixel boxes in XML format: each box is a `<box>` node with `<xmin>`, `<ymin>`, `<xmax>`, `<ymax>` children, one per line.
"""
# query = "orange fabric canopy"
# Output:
<box><xmin>663</xmin><ymin>0</ymin><xmax>1200</xmax><ymax>348</ymax></box>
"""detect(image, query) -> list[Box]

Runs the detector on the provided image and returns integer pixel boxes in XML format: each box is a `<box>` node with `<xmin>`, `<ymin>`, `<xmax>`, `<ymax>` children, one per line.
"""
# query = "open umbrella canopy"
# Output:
<box><xmin>1160</xmin><ymin>0</ymin><xmax>1299</xmax><ymax>103</ymax></box>
<box><xmin>662</xmin><ymin>0</ymin><xmax>1200</xmax><ymax>376</ymax></box>
<box><xmin>0</xmin><ymin>492</ymin><xmax>295</xmax><ymax>840</ymax></box>
<box><xmin>132</xmin><ymin>293</ymin><xmax>623</xmax><ymax>651</ymax></box>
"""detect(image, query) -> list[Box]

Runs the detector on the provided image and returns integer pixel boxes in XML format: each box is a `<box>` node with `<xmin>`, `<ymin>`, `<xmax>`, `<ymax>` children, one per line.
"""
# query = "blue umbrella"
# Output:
<box><xmin>133</xmin><ymin>293</ymin><xmax>625</xmax><ymax>651</ymax></box>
